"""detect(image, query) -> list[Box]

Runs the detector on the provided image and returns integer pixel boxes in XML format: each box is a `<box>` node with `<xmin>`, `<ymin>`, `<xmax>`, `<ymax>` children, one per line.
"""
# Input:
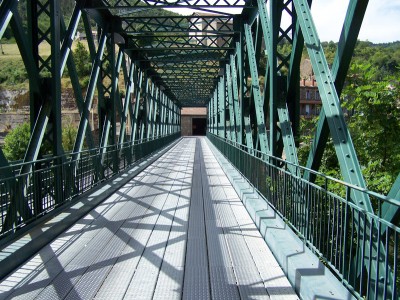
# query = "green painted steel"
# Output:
<box><xmin>50</xmin><ymin>0</ymin><xmax>63</xmax><ymax>204</ymax></box>
<box><xmin>257</xmin><ymin>0</ymin><xmax>299</xmax><ymax>170</ymax></box>
<box><xmin>213</xmin><ymin>87</ymin><xmax>218</xmax><ymax>136</ymax></box>
<box><xmin>146</xmin><ymin>81</ymin><xmax>155</xmax><ymax>139</ymax></box>
<box><xmin>131</xmin><ymin>65</ymin><xmax>144</xmax><ymax>143</ymax></box>
<box><xmin>293</xmin><ymin>1</ymin><xmax>391</xmax><ymax>296</ymax></box>
<box><xmin>244</xmin><ymin>24</ymin><xmax>269</xmax><ymax>154</ymax></box>
<box><xmin>119</xmin><ymin>60</ymin><xmax>135</xmax><ymax>146</ymax></box>
<box><xmin>304</xmin><ymin>0</ymin><xmax>369</xmax><ymax>182</ymax></box>
<box><xmin>208</xmin><ymin>132</ymin><xmax>399</xmax><ymax>300</ymax></box>
<box><xmin>0</xmin><ymin>0</ymin><xmax>398</xmax><ymax>298</ymax></box>
<box><xmin>230</xmin><ymin>53</ymin><xmax>242</xmax><ymax>145</ymax></box>
<box><xmin>0</xmin><ymin>0</ymin><xmax>15</xmax><ymax>39</ymax></box>
<box><xmin>0</xmin><ymin>133</ymin><xmax>180</xmax><ymax>235</ymax></box>
<box><xmin>226</xmin><ymin>65</ymin><xmax>236</xmax><ymax>143</ymax></box>
<box><xmin>73</xmin><ymin>33</ymin><xmax>107</xmax><ymax>162</ymax></box>
<box><xmin>218</xmin><ymin>77</ymin><xmax>225</xmax><ymax>139</ymax></box>
<box><xmin>381</xmin><ymin>174</ymin><xmax>400</xmax><ymax>234</ymax></box>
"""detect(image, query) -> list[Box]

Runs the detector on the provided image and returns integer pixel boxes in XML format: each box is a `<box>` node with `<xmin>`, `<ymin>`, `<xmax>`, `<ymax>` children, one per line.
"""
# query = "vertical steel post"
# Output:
<box><xmin>218</xmin><ymin>77</ymin><xmax>226</xmax><ymax>139</ymax></box>
<box><xmin>50</xmin><ymin>0</ymin><xmax>63</xmax><ymax>204</ymax></box>
<box><xmin>268</xmin><ymin>0</ymin><xmax>279</xmax><ymax>157</ymax></box>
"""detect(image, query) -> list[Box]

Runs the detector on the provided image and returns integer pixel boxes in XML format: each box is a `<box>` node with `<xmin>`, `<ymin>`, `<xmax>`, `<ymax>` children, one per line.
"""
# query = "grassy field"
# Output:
<box><xmin>0</xmin><ymin>40</ymin><xmax>81</xmax><ymax>59</ymax></box>
<box><xmin>0</xmin><ymin>41</ymin><xmax>93</xmax><ymax>91</ymax></box>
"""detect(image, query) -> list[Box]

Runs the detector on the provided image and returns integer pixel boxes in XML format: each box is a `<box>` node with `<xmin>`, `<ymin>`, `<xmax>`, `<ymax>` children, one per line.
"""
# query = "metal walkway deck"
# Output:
<box><xmin>0</xmin><ymin>137</ymin><xmax>297</xmax><ymax>300</ymax></box>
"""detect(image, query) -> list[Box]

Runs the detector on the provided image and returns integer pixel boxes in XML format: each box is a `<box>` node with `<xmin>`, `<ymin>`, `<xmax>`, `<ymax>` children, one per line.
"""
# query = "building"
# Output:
<box><xmin>298</xmin><ymin>58</ymin><xmax>323</xmax><ymax>117</ymax></box>
<box><xmin>189</xmin><ymin>13</ymin><xmax>233</xmax><ymax>47</ymax></box>
<box><xmin>181</xmin><ymin>107</ymin><xmax>207</xmax><ymax>136</ymax></box>
<box><xmin>300</xmin><ymin>78</ymin><xmax>321</xmax><ymax>117</ymax></box>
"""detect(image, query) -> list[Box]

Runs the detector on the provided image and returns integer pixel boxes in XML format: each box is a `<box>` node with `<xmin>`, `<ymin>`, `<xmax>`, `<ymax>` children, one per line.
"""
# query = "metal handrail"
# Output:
<box><xmin>0</xmin><ymin>132</ymin><xmax>181</xmax><ymax>239</ymax></box>
<box><xmin>207</xmin><ymin>132</ymin><xmax>399</xmax><ymax>299</ymax></box>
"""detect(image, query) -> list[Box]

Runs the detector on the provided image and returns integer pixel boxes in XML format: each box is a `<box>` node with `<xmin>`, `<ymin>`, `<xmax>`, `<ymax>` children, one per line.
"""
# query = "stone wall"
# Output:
<box><xmin>0</xmin><ymin>88</ymin><xmax>99</xmax><ymax>146</ymax></box>
<box><xmin>181</xmin><ymin>115</ymin><xmax>192</xmax><ymax>136</ymax></box>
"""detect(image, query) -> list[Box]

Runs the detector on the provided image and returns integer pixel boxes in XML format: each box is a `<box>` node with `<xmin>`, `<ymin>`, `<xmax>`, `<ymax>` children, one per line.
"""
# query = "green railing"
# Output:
<box><xmin>208</xmin><ymin>132</ymin><xmax>399</xmax><ymax>299</ymax></box>
<box><xmin>0</xmin><ymin>133</ymin><xmax>180</xmax><ymax>241</ymax></box>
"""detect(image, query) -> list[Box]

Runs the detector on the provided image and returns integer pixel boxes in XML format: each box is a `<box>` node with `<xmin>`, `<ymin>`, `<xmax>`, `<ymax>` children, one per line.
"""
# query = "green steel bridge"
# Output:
<box><xmin>0</xmin><ymin>0</ymin><xmax>399</xmax><ymax>299</ymax></box>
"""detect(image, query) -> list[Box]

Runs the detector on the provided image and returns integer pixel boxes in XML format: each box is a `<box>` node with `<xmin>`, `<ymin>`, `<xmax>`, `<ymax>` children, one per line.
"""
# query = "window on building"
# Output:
<box><xmin>306</xmin><ymin>90</ymin><xmax>310</xmax><ymax>100</ymax></box>
<box><xmin>305</xmin><ymin>104</ymin><xmax>310</xmax><ymax>115</ymax></box>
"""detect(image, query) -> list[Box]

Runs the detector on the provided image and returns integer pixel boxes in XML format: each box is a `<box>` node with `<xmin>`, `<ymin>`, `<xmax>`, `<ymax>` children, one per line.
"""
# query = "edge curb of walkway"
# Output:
<box><xmin>0</xmin><ymin>138</ymin><xmax>182</xmax><ymax>282</ymax></box>
<box><xmin>206</xmin><ymin>138</ymin><xmax>356</xmax><ymax>300</ymax></box>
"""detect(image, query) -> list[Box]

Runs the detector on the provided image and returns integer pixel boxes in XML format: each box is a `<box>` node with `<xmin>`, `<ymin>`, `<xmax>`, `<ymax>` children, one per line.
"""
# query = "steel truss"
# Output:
<box><xmin>207</xmin><ymin>0</ymin><xmax>399</xmax><ymax>298</ymax></box>
<box><xmin>0</xmin><ymin>0</ymin><xmax>399</xmax><ymax>298</ymax></box>
<box><xmin>0</xmin><ymin>0</ymin><xmax>181</xmax><ymax>236</ymax></box>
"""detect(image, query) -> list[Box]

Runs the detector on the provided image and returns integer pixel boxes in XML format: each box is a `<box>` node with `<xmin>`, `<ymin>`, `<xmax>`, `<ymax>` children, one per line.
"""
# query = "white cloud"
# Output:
<box><xmin>359</xmin><ymin>0</ymin><xmax>400</xmax><ymax>42</ymax></box>
<box><xmin>312</xmin><ymin>0</ymin><xmax>400</xmax><ymax>43</ymax></box>
<box><xmin>167</xmin><ymin>1</ymin><xmax>399</xmax><ymax>43</ymax></box>
<box><xmin>311</xmin><ymin>0</ymin><xmax>349</xmax><ymax>42</ymax></box>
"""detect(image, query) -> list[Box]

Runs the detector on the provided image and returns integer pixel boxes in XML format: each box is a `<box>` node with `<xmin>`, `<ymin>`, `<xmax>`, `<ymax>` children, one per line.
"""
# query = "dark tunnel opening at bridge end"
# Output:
<box><xmin>192</xmin><ymin>118</ymin><xmax>207</xmax><ymax>136</ymax></box>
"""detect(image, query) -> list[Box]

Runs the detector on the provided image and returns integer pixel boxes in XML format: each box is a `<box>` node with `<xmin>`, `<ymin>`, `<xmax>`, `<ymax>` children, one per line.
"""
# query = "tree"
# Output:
<box><xmin>73</xmin><ymin>40</ymin><xmax>91</xmax><ymax>87</ymax></box>
<box><xmin>2</xmin><ymin>122</ymin><xmax>30</xmax><ymax>161</ymax></box>
<box><xmin>342</xmin><ymin>63</ymin><xmax>400</xmax><ymax>194</ymax></box>
<box><xmin>2</xmin><ymin>122</ymin><xmax>79</xmax><ymax>161</ymax></box>
<box><xmin>298</xmin><ymin>62</ymin><xmax>400</xmax><ymax>195</ymax></box>
<box><xmin>62</xmin><ymin>123</ymin><xmax>78</xmax><ymax>152</ymax></box>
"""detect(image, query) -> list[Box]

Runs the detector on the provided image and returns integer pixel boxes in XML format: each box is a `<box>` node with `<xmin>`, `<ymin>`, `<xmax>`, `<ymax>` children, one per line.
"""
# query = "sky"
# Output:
<box><xmin>311</xmin><ymin>0</ymin><xmax>400</xmax><ymax>43</ymax></box>
<box><xmin>168</xmin><ymin>0</ymin><xmax>399</xmax><ymax>43</ymax></box>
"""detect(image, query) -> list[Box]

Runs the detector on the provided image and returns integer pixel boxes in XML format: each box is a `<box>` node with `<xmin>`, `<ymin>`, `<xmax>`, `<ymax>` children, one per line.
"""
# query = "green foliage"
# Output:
<box><xmin>321</xmin><ymin>41</ymin><xmax>337</xmax><ymax>65</ymax></box>
<box><xmin>298</xmin><ymin>116</ymin><xmax>342</xmax><ymax>194</ymax></box>
<box><xmin>74</xmin><ymin>41</ymin><xmax>91</xmax><ymax>76</ymax></box>
<box><xmin>73</xmin><ymin>41</ymin><xmax>91</xmax><ymax>87</ymax></box>
<box><xmin>2</xmin><ymin>122</ymin><xmax>79</xmax><ymax>161</ymax></box>
<box><xmin>2</xmin><ymin>122</ymin><xmax>31</xmax><ymax>161</ymax></box>
<box><xmin>0</xmin><ymin>59</ymin><xmax>28</xmax><ymax>86</ymax></box>
<box><xmin>298</xmin><ymin>51</ymin><xmax>400</xmax><ymax>195</ymax></box>
<box><xmin>342</xmin><ymin>63</ymin><xmax>400</xmax><ymax>194</ymax></box>
<box><xmin>298</xmin><ymin>116</ymin><xmax>318</xmax><ymax>166</ymax></box>
<box><xmin>261</xmin><ymin>38</ymin><xmax>293</xmax><ymax>75</ymax></box>
<box><xmin>62</xmin><ymin>123</ymin><xmax>78</xmax><ymax>152</ymax></box>
<box><xmin>2</xmin><ymin>1</ymin><xmax>78</xmax><ymax>42</ymax></box>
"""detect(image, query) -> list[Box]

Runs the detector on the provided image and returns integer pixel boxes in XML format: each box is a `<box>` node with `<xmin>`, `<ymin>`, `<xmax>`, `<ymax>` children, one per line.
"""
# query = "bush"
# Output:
<box><xmin>62</xmin><ymin>123</ymin><xmax>78</xmax><ymax>152</ymax></box>
<box><xmin>3</xmin><ymin>122</ymin><xmax>31</xmax><ymax>161</ymax></box>
<box><xmin>74</xmin><ymin>41</ymin><xmax>91</xmax><ymax>77</ymax></box>
<box><xmin>3</xmin><ymin>122</ymin><xmax>79</xmax><ymax>161</ymax></box>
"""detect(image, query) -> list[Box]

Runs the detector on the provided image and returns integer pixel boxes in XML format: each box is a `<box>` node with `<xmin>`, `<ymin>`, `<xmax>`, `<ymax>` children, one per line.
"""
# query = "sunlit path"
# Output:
<box><xmin>0</xmin><ymin>138</ymin><xmax>297</xmax><ymax>299</ymax></box>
